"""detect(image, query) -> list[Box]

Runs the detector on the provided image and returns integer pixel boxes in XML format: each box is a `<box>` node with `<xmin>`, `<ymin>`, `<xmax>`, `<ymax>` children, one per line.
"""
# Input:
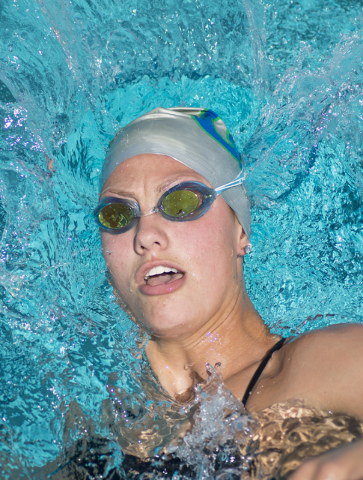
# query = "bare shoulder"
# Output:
<box><xmin>282</xmin><ymin>323</ymin><xmax>363</xmax><ymax>418</ymax></box>
<box><xmin>286</xmin><ymin>323</ymin><xmax>363</xmax><ymax>360</ymax></box>
<box><xmin>288</xmin><ymin>322</ymin><xmax>363</xmax><ymax>350</ymax></box>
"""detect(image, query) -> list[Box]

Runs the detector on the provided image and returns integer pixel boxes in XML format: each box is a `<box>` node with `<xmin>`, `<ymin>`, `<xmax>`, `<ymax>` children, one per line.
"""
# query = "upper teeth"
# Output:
<box><xmin>144</xmin><ymin>266</ymin><xmax>178</xmax><ymax>279</ymax></box>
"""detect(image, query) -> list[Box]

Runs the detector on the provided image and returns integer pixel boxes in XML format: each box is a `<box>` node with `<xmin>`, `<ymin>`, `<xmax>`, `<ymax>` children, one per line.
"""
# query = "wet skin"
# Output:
<box><xmin>101</xmin><ymin>154</ymin><xmax>363</xmax><ymax>480</ymax></box>
<box><xmin>100</xmin><ymin>154</ymin><xmax>250</xmax><ymax>341</ymax></box>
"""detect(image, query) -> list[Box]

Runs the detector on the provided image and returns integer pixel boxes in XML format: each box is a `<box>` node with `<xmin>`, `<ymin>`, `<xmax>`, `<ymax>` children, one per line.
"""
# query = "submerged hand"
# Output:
<box><xmin>289</xmin><ymin>438</ymin><xmax>363</xmax><ymax>480</ymax></box>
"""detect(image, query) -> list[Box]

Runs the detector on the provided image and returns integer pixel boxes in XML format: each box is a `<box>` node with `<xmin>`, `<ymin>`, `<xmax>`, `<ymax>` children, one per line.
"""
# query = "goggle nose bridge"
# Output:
<box><xmin>136</xmin><ymin>206</ymin><xmax>161</xmax><ymax>218</ymax></box>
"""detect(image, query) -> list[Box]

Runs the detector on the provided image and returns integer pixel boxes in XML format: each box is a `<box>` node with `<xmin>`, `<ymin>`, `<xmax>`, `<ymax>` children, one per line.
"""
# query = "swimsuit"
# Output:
<box><xmin>242</xmin><ymin>337</ymin><xmax>286</xmax><ymax>407</ymax></box>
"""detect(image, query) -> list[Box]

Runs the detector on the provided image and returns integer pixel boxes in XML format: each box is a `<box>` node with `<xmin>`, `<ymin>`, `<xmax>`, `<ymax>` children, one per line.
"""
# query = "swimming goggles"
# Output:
<box><xmin>95</xmin><ymin>176</ymin><xmax>244</xmax><ymax>234</ymax></box>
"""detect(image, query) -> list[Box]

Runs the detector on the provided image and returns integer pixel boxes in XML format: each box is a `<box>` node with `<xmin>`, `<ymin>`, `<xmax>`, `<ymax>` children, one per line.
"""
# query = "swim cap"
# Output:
<box><xmin>101</xmin><ymin>107</ymin><xmax>251</xmax><ymax>237</ymax></box>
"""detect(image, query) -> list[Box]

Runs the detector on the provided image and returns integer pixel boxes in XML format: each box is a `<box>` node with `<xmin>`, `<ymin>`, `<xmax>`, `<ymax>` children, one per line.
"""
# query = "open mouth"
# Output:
<box><xmin>144</xmin><ymin>266</ymin><xmax>184</xmax><ymax>287</ymax></box>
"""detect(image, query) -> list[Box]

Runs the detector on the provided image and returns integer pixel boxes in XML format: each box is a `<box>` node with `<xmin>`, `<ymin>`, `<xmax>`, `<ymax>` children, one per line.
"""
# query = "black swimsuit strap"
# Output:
<box><xmin>241</xmin><ymin>337</ymin><xmax>286</xmax><ymax>408</ymax></box>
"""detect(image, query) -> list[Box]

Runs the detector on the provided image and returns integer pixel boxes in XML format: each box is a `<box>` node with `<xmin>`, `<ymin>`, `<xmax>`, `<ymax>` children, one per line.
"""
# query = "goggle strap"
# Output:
<box><xmin>214</xmin><ymin>175</ymin><xmax>245</xmax><ymax>195</ymax></box>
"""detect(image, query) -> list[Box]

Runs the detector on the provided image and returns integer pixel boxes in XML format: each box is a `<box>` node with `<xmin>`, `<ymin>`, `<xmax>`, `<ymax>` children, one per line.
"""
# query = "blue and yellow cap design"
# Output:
<box><xmin>192</xmin><ymin>109</ymin><xmax>242</xmax><ymax>170</ymax></box>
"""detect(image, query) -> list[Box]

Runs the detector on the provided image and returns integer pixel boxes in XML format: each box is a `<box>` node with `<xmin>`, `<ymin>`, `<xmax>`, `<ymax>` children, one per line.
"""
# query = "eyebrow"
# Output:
<box><xmin>154</xmin><ymin>173</ymin><xmax>204</xmax><ymax>194</ymax></box>
<box><xmin>99</xmin><ymin>172</ymin><xmax>206</xmax><ymax>200</ymax></box>
<box><xmin>99</xmin><ymin>188</ymin><xmax>137</xmax><ymax>200</ymax></box>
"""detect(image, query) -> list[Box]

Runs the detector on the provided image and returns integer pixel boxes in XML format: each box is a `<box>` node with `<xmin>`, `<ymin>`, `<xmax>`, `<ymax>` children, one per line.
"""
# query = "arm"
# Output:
<box><xmin>305</xmin><ymin>324</ymin><xmax>363</xmax><ymax>421</ymax></box>
<box><xmin>289</xmin><ymin>438</ymin><xmax>363</xmax><ymax>480</ymax></box>
<box><xmin>287</xmin><ymin>324</ymin><xmax>363</xmax><ymax>479</ymax></box>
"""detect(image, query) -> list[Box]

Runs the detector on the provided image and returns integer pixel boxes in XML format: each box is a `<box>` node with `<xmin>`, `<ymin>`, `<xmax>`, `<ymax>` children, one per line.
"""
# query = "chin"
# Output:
<box><xmin>143</xmin><ymin>318</ymin><xmax>190</xmax><ymax>338</ymax></box>
<box><xmin>139</xmin><ymin>308</ymin><xmax>200</xmax><ymax>339</ymax></box>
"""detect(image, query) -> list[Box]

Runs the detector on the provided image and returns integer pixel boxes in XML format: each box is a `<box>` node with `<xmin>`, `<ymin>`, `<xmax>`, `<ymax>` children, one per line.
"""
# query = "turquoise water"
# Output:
<box><xmin>1</xmin><ymin>0</ymin><xmax>363</xmax><ymax>477</ymax></box>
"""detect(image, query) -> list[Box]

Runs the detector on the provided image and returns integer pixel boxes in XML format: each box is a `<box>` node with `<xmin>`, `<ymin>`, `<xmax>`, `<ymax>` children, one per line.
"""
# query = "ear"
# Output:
<box><xmin>235</xmin><ymin>218</ymin><xmax>251</xmax><ymax>257</ymax></box>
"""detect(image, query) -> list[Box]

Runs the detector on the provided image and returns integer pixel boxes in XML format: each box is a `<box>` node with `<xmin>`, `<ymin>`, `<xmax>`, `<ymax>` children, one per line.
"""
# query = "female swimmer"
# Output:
<box><xmin>95</xmin><ymin>107</ymin><xmax>363</xmax><ymax>479</ymax></box>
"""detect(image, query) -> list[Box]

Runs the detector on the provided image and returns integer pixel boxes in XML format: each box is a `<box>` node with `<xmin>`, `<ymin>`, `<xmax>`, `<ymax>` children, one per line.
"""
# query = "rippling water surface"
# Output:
<box><xmin>1</xmin><ymin>0</ymin><xmax>363</xmax><ymax>478</ymax></box>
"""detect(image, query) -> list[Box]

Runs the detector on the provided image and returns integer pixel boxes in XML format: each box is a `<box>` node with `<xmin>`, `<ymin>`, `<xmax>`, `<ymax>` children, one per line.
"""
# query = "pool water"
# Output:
<box><xmin>1</xmin><ymin>0</ymin><xmax>363</xmax><ymax>477</ymax></box>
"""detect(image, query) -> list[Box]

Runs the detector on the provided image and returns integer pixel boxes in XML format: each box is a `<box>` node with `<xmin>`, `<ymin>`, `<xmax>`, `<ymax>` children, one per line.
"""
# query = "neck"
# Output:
<box><xmin>145</xmin><ymin>289</ymin><xmax>275</xmax><ymax>402</ymax></box>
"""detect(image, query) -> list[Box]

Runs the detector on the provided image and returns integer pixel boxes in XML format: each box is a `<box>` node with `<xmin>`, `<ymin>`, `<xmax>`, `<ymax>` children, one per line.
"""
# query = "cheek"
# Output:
<box><xmin>101</xmin><ymin>233</ymin><xmax>119</xmax><ymax>263</ymax></box>
<box><xmin>183</xmin><ymin>207</ymin><xmax>238</xmax><ymax>281</ymax></box>
<box><xmin>101</xmin><ymin>234</ymin><xmax>132</xmax><ymax>289</ymax></box>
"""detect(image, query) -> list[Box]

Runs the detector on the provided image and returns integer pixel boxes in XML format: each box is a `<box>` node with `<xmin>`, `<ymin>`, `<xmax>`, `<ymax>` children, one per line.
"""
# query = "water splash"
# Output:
<box><xmin>168</xmin><ymin>364</ymin><xmax>258</xmax><ymax>479</ymax></box>
<box><xmin>1</xmin><ymin>0</ymin><xmax>363</xmax><ymax>476</ymax></box>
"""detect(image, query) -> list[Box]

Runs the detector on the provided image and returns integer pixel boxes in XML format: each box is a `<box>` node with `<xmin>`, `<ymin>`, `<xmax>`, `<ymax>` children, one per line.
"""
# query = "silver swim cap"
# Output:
<box><xmin>101</xmin><ymin>107</ymin><xmax>251</xmax><ymax>237</ymax></box>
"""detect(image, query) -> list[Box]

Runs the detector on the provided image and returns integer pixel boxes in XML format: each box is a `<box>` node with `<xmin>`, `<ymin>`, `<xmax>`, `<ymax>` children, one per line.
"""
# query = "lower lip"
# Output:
<box><xmin>138</xmin><ymin>274</ymin><xmax>186</xmax><ymax>296</ymax></box>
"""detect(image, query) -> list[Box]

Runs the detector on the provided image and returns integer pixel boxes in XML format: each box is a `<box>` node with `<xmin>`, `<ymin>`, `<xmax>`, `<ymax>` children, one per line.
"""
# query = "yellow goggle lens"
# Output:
<box><xmin>99</xmin><ymin>203</ymin><xmax>134</xmax><ymax>229</ymax></box>
<box><xmin>162</xmin><ymin>190</ymin><xmax>200</xmax><ymax>217</ymax></box>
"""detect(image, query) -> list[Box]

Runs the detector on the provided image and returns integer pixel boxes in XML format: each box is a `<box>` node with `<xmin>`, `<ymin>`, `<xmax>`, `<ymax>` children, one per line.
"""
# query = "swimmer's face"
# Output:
<box><xmin>100</xmin><ymin>154</ymin><xmax>249</xmax><ymax>340</ymax></box>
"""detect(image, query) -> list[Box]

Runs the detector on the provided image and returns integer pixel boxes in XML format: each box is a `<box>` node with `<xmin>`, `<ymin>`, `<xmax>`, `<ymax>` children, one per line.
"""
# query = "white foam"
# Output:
<box><xmin>167</xmin><ymin>363</ymin><xmax>259</xmax><ymax>479</ymax></box>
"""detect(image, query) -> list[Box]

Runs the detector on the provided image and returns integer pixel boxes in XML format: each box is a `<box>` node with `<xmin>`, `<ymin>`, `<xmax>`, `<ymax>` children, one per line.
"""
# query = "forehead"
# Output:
<box><xmin>101</xmin><ymin>154</ymin><xmax>211</xmax><ymax>193</ymax></box>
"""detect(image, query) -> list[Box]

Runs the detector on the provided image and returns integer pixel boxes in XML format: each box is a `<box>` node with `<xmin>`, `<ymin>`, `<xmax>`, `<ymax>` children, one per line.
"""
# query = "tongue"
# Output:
<box><xmin>146</xmin><ymin>272</ymin><xmax>183</xmax><ymax>287</ymax></box>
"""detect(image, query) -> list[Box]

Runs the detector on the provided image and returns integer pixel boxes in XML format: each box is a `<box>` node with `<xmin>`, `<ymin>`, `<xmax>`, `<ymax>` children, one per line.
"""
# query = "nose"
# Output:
<box><xmin>134</xmin><ymin>213</ymin><xmax>168</xmax><ymax>254</ymax></box>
